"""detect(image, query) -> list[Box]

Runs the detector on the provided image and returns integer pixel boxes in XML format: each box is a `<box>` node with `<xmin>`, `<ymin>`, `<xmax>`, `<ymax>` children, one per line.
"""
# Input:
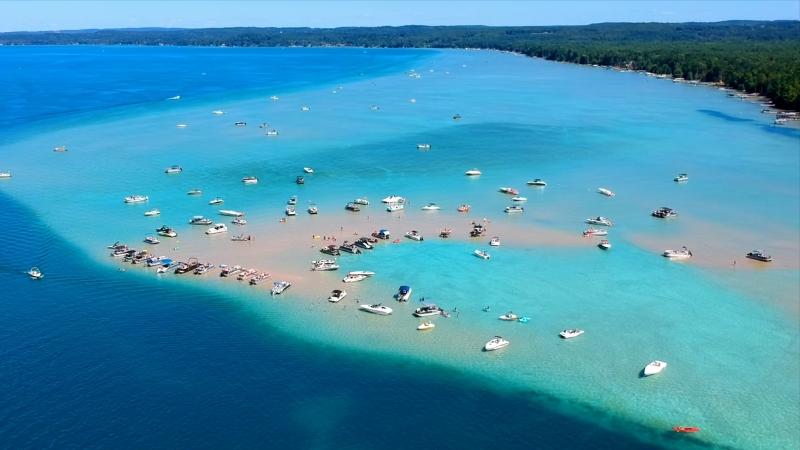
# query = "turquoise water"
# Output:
<box><xmin>1</xmin><ymin>47</ymin><xmax>798</xmax><ymax>450</ymax></box>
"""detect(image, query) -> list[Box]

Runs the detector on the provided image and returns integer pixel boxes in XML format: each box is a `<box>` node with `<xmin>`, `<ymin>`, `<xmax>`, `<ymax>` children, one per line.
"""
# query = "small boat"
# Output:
<box><xmin>145</xmin><ymin>256</ymin><xmax>168</xmax><ymax>267</ymax></box>
<box><xmin>266</xmin><ymin>130</ymin><xmax>279</xmax><ymax>136</ymax></box>
<box><xmin>672</xmin><ymin>426</ymin><xmax>700</xmax><ymax>433</ymax></box>
<box><xmin>470</xmin><ymin>224</ymin><xmax>486</xmax><ymax>237</ymax></box>
<box><xmin>288</xmin><ymin>196</ymin><xmax>298</xmax><ymax>205</ymax></box>
<box><xmin>144</xmin><ymin>209</ymin><xmax>161</xmax><ymax>216</ymax></box>
<box><xmin>348</xmin><ymin>270</ymin><xmax>375</xmax><ymax>277</ymax></box>
<box><xmin>270</xmin><ymin>95</ymin><xmax>279</xmax><ymax>100</ymax></box>
<box><xmin>414</xmin><ymin>303</ymin><xmax>443</xmax><ymax>317</ymax></box>
<box><xmin>339</xmin><ymin>242</ymin><xmax>362</xmax><ymax>254</ymax></box>
<box><xmin>421</xmin><ymin>203</ymin><xmax>440</xmax><ymax>210</ymax></box>
<box><xmin>231</xmin><ymin>234</ymin><xmax>252</xmax><ymax>241</ymax></box>
<box><xmin>301</xmin><ymin>106</ymin><xmax>310</xmax><ymax>111</ymax></box>
<box><xmin>489</xmin><ymin>237</ymin><xmax>500</xmax><ymax>246</ymax></box>
<box><xmin>370</xmin><ymin>105</ymin><xmax>379</xmax><ymax>110</ymax></box>
<box><xmin>354</xmin><ymin>198</ymin><xmax>370</xmax><ymax>205</ymax></box>
<box><xmin>484</xmin><ymin>336</ymin><xmax>509</xmax><ymax>351</ymax></box>
<box><xmin>271</xmin><ymin>281</ymin><xmax>292</xmax><ymax>295</ymax></box>
<box><xmin>499</xmin><ymin>313</ymin><xmax>518</xmax><ymax>321</ymax></box>
<box><xmin>205</xmin><ymin>223</ymin><xmax>228</xmax><ymax>235</ymax></box>
<box><xmin>404</xmin><ymin>230</ymin><xmax>423</xmax><ymax>241</ymax></box>
<box><xmin>409</xmin><ymin>98</ymin><xmax>416</xmax><ymax>103</ymax></box>
<box><xmin>382</xmin><ymin>195</ymin><xmax>404</xmax><ymax>203</ymax></box>
<box><xmin>234</xmin><ymin>122</ymin><xmax>246</xmax><ymax>126</ymax></box>
<box><xmin>285</xmin><ymin>206</ymin><xmax>296</xmax><ymax>216</ymax></box>
<box><xmin>560</xmin><ymin>329</ymin><xmax>584</xmax><ymax>339</ymax></box>
<box><xmin>598</xmin><ymin>239</ymin><xmax>611</xmax><ymax>250</ymax></box>
<box><xmin>307</xmin><ymin>204</ymin><xmax>318</xmax><ymax>214</ymax></box>
<box><xmin>167</xmin><ymin>96</ymin><xmax>180</xmax><ymax>100</ymax></box>
<box><xmin>393</xmin><ymin>239</ymin><xmax>402</xmax><ymax>244</ymax></box>
<box><xmin>652</xmin><ymin>207</ymin><xmax>679</xmax><ymax>218</ymax></box>
<box><xmin>28</xmin><ymin>267</ymin><xmax>43</xmax><ymax>279</ymax></box>
<box><xmin>111</xmin><ymin>248</ymin><xmax>135</xmax><ymax>259</ymax></box>
<box><xmin>189</xmin><ymin>216</ymin><xmax>212</xmax><ymax>225</ymax></box>
<box><xmin>209</xmin><ymin>198</ymin><xmax>224</xmax><ymax>205</ymax></box>
<box><xmin>237</xmin><ymin>268</ymin><xmax>258</xmax><ymax>281</ymax></box>
<box><xmin>598</xmin><ymin>188</ymin><xmax>615</xmax><ymax>197</ymax></box>
<box><xmin>124</xmin><ymin>195</ymin><xmax>148</xmax><ymax>203</ymax></box>
<box><xmin>251</xmin><ymin>273</ymin><xmax>273</xmax><ymax>285</ymax></box>
<box><xmin>242</xmin><ymin>176</ymin><xmax>258</xmax><ymax>184</ymax></box>
<box><xmin>303</xmin><ymin>167</ymin><xmax>314</xmax><ymax>173</ymax></box>
<box><xmin>345</xmin><ymin>202</ymin><xmax>361</xmax><ymax>212</ymax></box>
<box><xmin>220</xmin><ymin>265</ymin><xmax>243</xmax><ymax>277</ymax></box>
<box><xmin>518</xmin><ymin>317</ymin><xmax>531</xmax><ymax>323</ymax></box>
<box><xmin>354</xmin><ymin>238</ymin><xmax>373</xmax><ymax>250</ymax></box>
<box><xmin>187</xmin><ymin>189</ymin><xmax>202</xmax><ymax>195</ymax></box>
<box><xmin>54</xmin><ymin>146</ymin><xmax>68</xmax><ymax>152</ymax></box>
<box><xmin>643</xmin><ymin>360</ymin><xmax>667</xmax><ymax>376</ymax></box>
<box><xmin>360</xmin><ymin>303</ymin><xmax>393</xmax><ymax>315</ymax></box>
<box><xmin>439</xmin><ymin>228</ymin><xmax>452</xmax><ymax>238</ymax></box>
<box><xmin>212</xmin><ymin>110</ymin><xmax>224</xmax><ymax>115</ymax></box>
<box><xmin>453</xmin><ymin>114</ymin><xmax>461</xmax><ymax>120</ymax></box>
<box><xmin>582</xmin><ymin>228</ymin><xmax>607</xmax><ymax>237</ymax></box>
<box><xmin>465</xmin><ymin>169</ymin><xmax>481</xmax><ymax>176</ymax></box>
<box><xmin>474</xmin><ymin>250</ymin><xmax>490</xmax><ymax>260</ymax></box>
<box><xmin>232</xmin><ymin>217</ymin><xmax>247</xmax><ymax>226</ymax></box>
<box><xmin>586</xmin><ymin>217</ymin><xmax>614</xmax><ymax>226</ymax></box>
<box><xmin>458</xmin><ymin>204</ymin><xmax>470</xmax><ymax>212</ymax></box>
<box><xmin>165</xmin><ymin>165</ymin><xmax>182</xmax><ymax>173</ymax></box>
<box><xmin>143</xmin><ymin>235</ymin><xmax>160</xmax><ymax>245</ymax></box>
<box><xmin>512</xmin><ymin>197</ymin><xmax>527</xmax><ymax>202</ymax></box>
<box><xmin>527</xmin><ymin>179</ymin><xmax>547</xmax><ymax>186</ymax></box>
<box><xmin>746</xmin><ymin>250</ymin><xmax>772</xmax><ymax>262</ymax></box>
<box><xmin>194</xmin><ymin>262</ymin><xmax>216</xmax><ymax>275</ymax></box>
<box><xmin>175</xmin><ymin>258</ymin><xmax>200</xmax><ymax>274</ymax></box>
<box><xmin>176</xmin><ymin>124</ymin><xmax>187</xmax><ymax>128</ymax></box>
<box><xmin>387</xmin><ymin>204</ymin><xmax>404</xmax><ymax>212</ymax></box>
<box><xmin>371</xmin><ymin>229</ymin><xmax>391</xmax><ymax>240</ymax></box>
<box><xmin>156</xmin><ymin>225</ymin><xmax>177</xmax><ymax>237</ymax></box>
<box><xmin>674</xmin><ymin>173</ymin><xmax>689</xmax><ymax>182</ymax></box>
<box><xmin>417</xmin><ymin>144</ymin><xmax>431</xmax><ymax>150</ymax></box>
<box><xmin>157</xmin><ymin>261</ymin><xmax>181</xmax><ymax>273</ymax></box>
<box><xmin>0</xmin><ymin>172</ymin><xmax>10</xmax><ymax>178</ymax></box>
<box><xmin>663</xmin><ymin>247</ymin><xmax>692</xmax><ymax>259</ymax></box>
<box><xmin>219</xmin><ymin>210</ymin><xmax>244</xmax><ymax>217</ymax></box>
<box><xmin>504</xmin><ymin>205</ymin><xmax>524</xmax><ymax>213</ymax></box>
<box><xmin>774</xmin><ymin>118</ymin><xmax>787</xmax><ymax>125</ymax></box>
<box><xmin>417</xmin><ymin>322</ymin><xmax>435</xmax><ymax>330</ymax></box>
<box><xmin>296</xmin><ymin>176</ymin><xmax>305</xmax><ymax>184</ymax></box>
<box><xmin>328</xmin><ymin>290</ymin><xmax>347</xmax><ymax>302</ymax></box>
<box><xmin>343</xmin><ymin>274</ymin><xmax>367</xmax><ymax>283</ymax></box>
<box><xmin>396</xmin><ymin>286</ymin><xmax>412</xmax><ymax>302</ymax></box>
<box><xmin>259</xmin><ymin>123</ymin><xmax>269</xmax><ymax>128</ymax></box>
<box><xmin>311</xmin><ymin>259</ymin><xmax>340</xmax><ymax>271</ymax></box>
<box><xmin>320</xmin><ymin>244</ymin><xmax>340</xmax><ymax>256</ymax></box>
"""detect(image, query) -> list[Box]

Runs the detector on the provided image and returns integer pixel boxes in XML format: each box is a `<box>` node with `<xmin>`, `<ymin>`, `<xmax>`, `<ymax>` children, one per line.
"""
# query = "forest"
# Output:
<box><xmin>2</xmin><ymin>21</ymin><xmax>798</xmax><ymax>109</ymax></box>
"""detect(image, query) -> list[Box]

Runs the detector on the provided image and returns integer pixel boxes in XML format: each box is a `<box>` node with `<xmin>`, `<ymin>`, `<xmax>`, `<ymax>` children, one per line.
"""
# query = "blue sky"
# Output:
<box><xmin>1</xmin><ymin>1</ymin><xmax>798</xmax><ymax>32</ymax></box>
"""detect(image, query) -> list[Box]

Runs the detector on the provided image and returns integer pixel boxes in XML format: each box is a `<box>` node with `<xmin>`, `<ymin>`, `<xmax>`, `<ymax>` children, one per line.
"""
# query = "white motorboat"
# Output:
<box><xmin>417</xmin><ymin>144</ymin><xmax>431</xmax><ymax>149</ymax></box>
<box><xmin>598</xmin><ymin>239</ymin><xmax>611</xmax><ymax>250</ymax></box>
<box><xmin>345</xmin><ymin>202</ymin><xmax>361</xmax><ymax>212</ymax></box>
<box><xmin>343</xmin><ymin>274</ymin><xmax>367</xmax><ymax>283</ymax></box>
<box><xmin>156</xmin><ymin>225</ymin><xmax>177</xmax><ymax>237</ymax></box>
<box><xmin>219</xmin><ymin>210</ymin><xmax>243</xmax><ymax>217</ymax></box>
<box><xmin>270</xmin><ymin>95</ymin><xmax>279</xmax><ymax>100</ymax></box>
<box><xmin>212</xmin><ymin>110</ymin><xmax>224</xmax><ymax>115</ymax></box>
<box><xmin>489</xmin><ymin>237</ymin><xmax>500</xmax><ymax>246</ymax></box>
<box><xmin>328</xmin><ymin>289</ymin><xmax>347</xmax><ymax>302</ymax></box>
<box><xmin>145</xmin><ymin>256</ymin><xmax>168</xmax><ymax>267</ymax></box>
<box><xmin>308</xmin><ymin>204</ymin><xmax>318</xmax><ymax>214</ymax></box>
<box><xmin>250</xmin><ymin>273</ymin><xmax>272</xmax><ymax>285</ymax></box>
<box><xmin>421</xmin><ymin>203</ymin><xmax>440</xmax><ymax>210</ymax></box>
<box><xmin>674</xmin><ymin>173</ymin><xmax>689</xmax><ymax>182</ymax></box>
<box><xmin>484</xmin><ymin>336</ymin><xmax>509</xmax><ymax>351</ymax></box>
<box><xmin>348</xmin><ymin>271</ymin><xmax>375</xmax><ymax>277</ymax></box>
<box><xmin>598</xmin><ymin>188</ymin><xmax>615</xmax><ymax>197</ymax></box>
<box><xmin>382</xmin><ymin>195</ymin><xmax>404</xmax><ymax>203</ymax></box>
<box><xmin>512</xmin><ymin>197</ymin><xmax>527</xmax><ymax>202</ymax></box>
<box><xmin>231</xmin><ymin>234</ymin><xmax>252</xmax><ymax>241</ymax></box>
<box><xmin>387</xmin><ymin>204</ymin><xmax>404</xmax><ymax>212</ymax></box>
<box><xmin>232</xmin><ymin>217</ymin><xmax>247</xmax><ymax>226</ymax></box>
<box><xmin>189</xmin><ymin>216</ymin><xmax>212</xmax><ymax>225</ymax></box>
<box><xmin>499</xmin><ymin>312</ymin><xmax>518</xmax><ymax>321</ymax></box>
<box><xmin>586</xmin><ymin>217</ymin><xmax>614</xmax><ymax>226</ymax></box>
<box><xmin>301</xmin><ymin>106</ymin><xmax>310</xmax><ymax>111</ymax></box>
<box><xmin>205</xmin><ymin>223</ymin><xmax>228</xmax><ymax>235</ymax></box>
<box><xmin>414</xmin><ymin>303</ymin><xmax>442</xmax><ymax>317</ymax></box>
<box><xmin>354</xmin><ymin>198</ymin><xmax>370</xmax><ymax>205</ymax></box>
<box><xmin>242</xmin><ymin>176</ymin><xmax>258</xmax><ymax>184</ymax></box>
<box><xmin>266</xmin><ymin>130</ymin><xmax>279</xmax><ymax>136</ymax></box>
<box><xmin>465</xmin><ymin>169</ymin><xmax>481</xmax><ymax>176</ymax></box>
<box><xmin>652</xmin><ymin>207</ymin><xmax>679</xmax><ymax>218</ymax></box>
<box><xmin>663</xmin><ymin>247</ymin><xmax>692</xmax><ymax>259</ymax></box>
<box><xmin>209</xmin><ymin>198</ymin><xmax>224</xmax><ymax>205</ymax></box>
<box><xmin>527</xmin><ymin>179</ymin><xmax>547</xmax><ymax>186</ymax></box>
<box><xmin>220</xmin><ymin>265</ymin><xmax>243</xmax><ymax>277</ymax></box>
<box><xmin>417</xmin><ymin>322</ymin><xmax>435</xmax><ymax>330</ymax></box>
<box><xmin>404</xmin><ymin>230</ymin><xmax>423</xmax><ymax>241</ymax></box>
<box><xmin>582</xmin><ymin>228</ymin><xmax>607</xmax><ymax>237</ymax></box>
<box><xmin>746</xmin><ymin>250</ymin><xmax>773</xmax><ymax>262</ymax></box>
<box><xmin>285</xmin><ymin>206</ymin><xmax>296</xmax><ymax>216</ymax></box>
<box><xmin>474</xmin><ymin>250</ymin><xmax>490</xmax><ymax>260</ymax></box>
<box><xmin>187</xmin><ymin>189</ymin><xmax>202</xmax><ymax>195</ymax></box>
<box><xmin>28</xmin><ymin>267</ymin><xmax>43</xmax><ymax>279</ymax></box>
<box><xmin>259</xmin><ymin>123</ymin><xmax>269</xmax><ymax>128</ymax></box>
<box><xmin>360</xmin><ymin>303</ymin><xmax>393</xmax><ymax>315</ymax></box>
<box><xmin>236</xmin><ymin>268</ymin><xmax>258</xmax><ymax>281</ymax></box>
<box><xmin>167</xmin><ymin>96</ymin><xmax>180</xmax><ymax>100</ymax></box>
<box><xmin>643</xmin><ymin>360</ymin><xmax>668</xmax><ymax>376</ymax></box>
<box><xmin>396</xmin><ymin>286</ymin><xmax>412</xmax><ymax>302</ymax></box>
<box><xmin>560</xmin><ymin>329</ymin><xmax>584</xmax><ymax>339</ymax></box>
<box><xmin>288</xmin><ymin>196</ymin><xmax>298</xmax><ymax>205</ymax></box>
<box><xmin>370</xmin><ymin>105</ymin><xmax>379</xmax><ymax>110</ymax></box>
<box><xmin>144</xmin><ymin>209</ymin><xmax>161</xmax><ymax>216</ymax></box>
<box><xmin>271</xmin><ymin>281</ymin><xmax>292</xmax><ymax>295</ymax></box>
<box><xmin>124</xmin><ymin>195</ymin><xmax>148</xmax><ymax>203</ymax></box>
<box><xmin>311</xmin><ymin>259</ymin><xmax>340</xmax><ymax>271</ymax></box>
<box><xmin>176</xmin><ymin>124</ymin><xmax>187</xmax><ymax>128</ymax></box>
<box><xmin>164</xmin><ymin>165</ymin><xmax>182</xmax><ymax>173</ymax></box>
<box><xmin>194</xmin><ymin>262</ymin><xmax>216</xmax><ymax>275</ymax></box>
<box><xmin>54</xmin><ymin>146</ymin><xmax>68</xmax><ymax>152</ymax></box>
<box><xmin>157</xmin><ymin>261</ymin><xmax>181</xmax><ymax>273</ymax></box>
<box><xmin>504</xmin><ymin>205</ymin><xmax>524</xmax><ymax>213</ymax></box>
<box><xmin>143</xmin><ymin>235</ymin><xmax>160</xmax><ymax>245</ymax></box>
<box><xmin>0</xmin><ymin>171</ymin><xmax>11</xmax><ymax>178</ymax></box>
<box><xmin>303</xmin><ymin>167</ymin><xmax>314</xmax><ymax>173</ymax></box>
<box><xmin>409</xmin><ymin>98</ymin><xmax>416</xmax><ymax>103</ymax></box>
<box><xmin>234</xmin><ymin>122</ymin><xmax>246</xmax><ymax>126</ymax></box>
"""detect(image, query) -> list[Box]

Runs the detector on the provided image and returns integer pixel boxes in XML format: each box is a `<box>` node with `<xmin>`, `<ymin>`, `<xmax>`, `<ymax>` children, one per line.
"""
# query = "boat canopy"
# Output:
<box><xmin>422</xmin><ymin>302</ymin><xmax>437</xmax><ymax>308</ymax></box>
<box><xmin>379</xmin><ymin>229</ymin><xmax>389</xmax><ymax>233</ymax></box>
<box><xmin>399</xmin><ymin>285</ymin><xmax>410</xmax><ymax>291</ymax></box>
<box><xmin>161</xmin><ymin>258</ymin><xmax>173</xmax><ymax>265</ymax></box>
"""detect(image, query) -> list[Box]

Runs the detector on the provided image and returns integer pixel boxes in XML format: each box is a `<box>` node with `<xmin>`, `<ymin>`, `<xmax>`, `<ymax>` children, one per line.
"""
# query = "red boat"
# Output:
<box><xmin>672</xmin><ymin>426</ymin><xmax>700</xmax><ymax>433</ymax></box>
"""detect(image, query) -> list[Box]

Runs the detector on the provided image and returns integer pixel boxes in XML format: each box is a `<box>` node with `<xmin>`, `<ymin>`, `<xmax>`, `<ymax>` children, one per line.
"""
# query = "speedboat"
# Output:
<box><xmin>504</xmin><ymin>205</ymin><xmax>524</xmax><ymax>213</ymax></box>
<box><xmin>396</xmin><ymin>286</ymin><xmax>412</xmax><ymax>302</ymax></box>
<box><xmin>54</xmin><ymin>146</ymin><xmax>68</xmax><ymax>152</ymax></box>
<box><xmin>414</xmin><ymin>303</ymin><xmax>443</xmax><ymax>317</ymax></box>
<box><xmin>167</xmin><ymin>96</ymin><xmax>180</xmax><ymax>100</ymax></box>
<box><xmin>458</xmin><ymin>204</ymin><xmax>470</xmax><ymax>212</ymax></box>
<box><xmin>409</xmin><ymin>98</ymin><xmax>416</xmax><ymax>103</ymax></box>
<box><xmin>387</xmin><ymin>204</ymin><xmax>404</xmax><ymax>212</ymax></box>
<box><xmin>242</xmin><ymin>176</ymin><xmax>258</xmax><ymax>184</ymax></box>
<box><xmin>345</xmin><ymin>202</ymin><xmax>361</xmax><ymax>212</ymax></box>
<box><xmin>231</xmin><ymin>234</ymin><xmax>252</xmax><ymax>241</ymax></box>
<box><xmin>209</xmin><ymin>198</ymin><xmax>224</xmax><ymax>205</ymax></box>
<box><xmin>220</xmin><ymin>265</ymin><xmax>243</xmax><ymax>277</ymax></box>
<box><xmin>465</xmin><ymin>169</ymin><xmax>481</xmax><ymax>176</ymax></box>
<box><xmin>417</xmin><ymin>322</ymin><xmax>435</xmax><ymax>330</ymax></box>
<box><xmin>328</xmin><ymin>290</ymin><xmax>347</xmax><ymax>302</ymax></box>
<box><xmin>320</xmin><ymin>244</ymin><xmax>340</xmax><ymax>256</ymax></box>
<box><xmin>176</xmin><ymin>124</ymin><xmax>187</xmax><ymax>128</ymax></box>
<box><xmin>652</xmin><ymin>207</ymin><xmax>678</xmax><ymax>218</ymax></box>
<box><xmin>236</xmin><ymin>268</ymin><xmax>258</xmax><ymax>281</ymax></box>
<box><xmin>360</xmin><ymin>303</ymin><xmax>393</xmax><ymax>315</ymax></box>
<box><xmin>746</xmin><ymin>250</ymin><xmax>772</xmax><ymax>262</ymax></box>
<box><xmin>370</xmin><ymin>105</ymin><xmax>379</xmax><ymax>110</ymax></box>
<box><xmin>112</xmin><ymin>248</ymin><xmax>136</xmax><ymax>259</ymax></box>
<box><xmin>157</xmin><ymin>261</ymin><xmax>181</xmax><ymax>274</ymax></box>
<box><xmin>343</xmin><ymin>274</ymin><xmax>367</xmax><ymax>283</ymax></box>
<box><xmin>259</xmin><ymin>123</ymin><xmax>269</xmax><ymax>128</ymax></box>
<box><xmin>288</xmin><ymin>196</ymin><xmax>298</xmax><ymax>205</ymax></box>
<box><xmin>583</xmin><ymin>228</ymin><xmax>607</xmax><ymax>237</ymax></box>
<box><xmin>348</xmin><ymin>270</ymin><xmax>375</xmax><ymax>277</ymax></box>
<box><xmin>187</xmin><ymin>189</ymin><xmax>202</xmax><ymax>195</ymax></box>
<box><xmin>643</xmin><ymin>360</ymin><xmax>667</xmax><ymax>376</ymax></box>
<box><xmin>266</xmin><ymin>130</ymin><xmax>279</xmax><ymax>136</ymax></box>
<box><xmin>219</xmin><ymin>210</ymin><xmax>244</xmax><ymax>217</ymax></box>
<box><xmin>598</xmin><ymin>188</ymin><xmax>615</xmax><ymax>197</ymax></box>
<box><xmin>560</xmin><ymin>329</ymin><xmax>584</xmax><ymax>339</ymax></box>
<box><xmin>307</xmin><ymin>204</ymin><xmax>318</xmax><ymax>214</ymax></box>
<box><xmin>338</xmin><ymin>242</ymin><xmax>362</xmax><ymax>254</ymax></box>
<box><xmin>354</xmin><ymin>198</ymin><xmax>370</xmax><ymax>205</ymax></box>
<box><xmin>144</xmin><ymin>209</ymin><xmax>161</xmax><ymax>216</ymax></box>
<box><xmin>311</xmin><ymin>260</ymin><xmax>340</xmax><ymax>271</ymax></box>
<box><xmin>470</xmin><ymin>224</ymin><xmax>486</xmax><ymax>237</ymax></box>
<box><xmin>303</xmin><ymin>167</ymin><xmax>314</xmax><ymax>173</ymax></box>
<box><xmin>453</xmin><ymin>114</ymin><xmax>461</xmax><ymax>120</ymax></box>
<box><xmin>474</xmin><ymin>250</ymin><xmax>490</xmax><ymax>260</ymax></box>
<box><xmin>382</xmin><ymin>195</ymin><xmax>404</xmax><ymax>203</ymax></box>
<box><xmin>124</xmin><ymin>195</ymin><xmax>148</xmax><ymax>203</ymax></box>
<box><xmin>205</xmin><ymin>223</ymin><xmax>228</xmax><ymax>235</ymax></box>
<box><xmin>271</xmin><ymin>281</ymin><xmax>292</xmax><ymax>295</ymax></box>
<box><xmin>484</xmin><ymin>336</ymin><xmax>509</xmax><ymax>351</ymax></box>
<box><xmin>527</xmin><ymin>179</ymin><xmax>547</xmax><ymax>186</ymax></box>
<box><xmin>175</xmin><ymin>258</ymin><xmax>200</xmax><ymax>274</ymax></box>
<box><xmin>598</xmin><ymin>239</ymin><xmax>611</xmax><ymax>250</ymax></box>
<box><xmin>663</xmin><ymin>247</ymin><xmax>692</xmax><ymax>259</ymax></box>
<box><xmin>194</xmin><ymin>262</ymin><xmax>216</xmax><ymax>275</ymax></box>
<box><xmin>143</xmin><ymin>235</ymin><xmax>160</xmax><ymax>245</ymax></box>
<box><xmin>674</xmin><ymin>173</ymin><xmax>689</xmax><ymax>182</ymax></box>
<box><xmin>232</xmin><ymin>217</ymin><xmax>247</xmax><ymax>226</ymax></box>
<box><xmin>28</xmin><ymin>267</ymin><xmax>43</xmax><ymax>279</ymax></box>
<box><xmin>439</xmin><ymin>228</ymin><xmax>452</xmax><ymax>238</ymax></box>
<box><xmin>372</xmin><ymin>229</ymin><xmax>391</xmax><ymax>240</ymax></box>
<box><xmin>512</xmin><ymin>197</ymin><xmax>527</xmax><ymax>202</ymax></box>
<box><xmin>672</xmin><ymin>426</ymin><xmax>700</xmax><ymax>433</ymax></box>
<box><xmin>189</xmin><ymin>216</ymin><xmax>212</xmax><ymax>225</ymax></box>
<box><xmin>234</xmin><ymin>122</ymin><xmax>246</xmax><ymax>126</ymax></box>
<box><xmin>499</xmin><ymin>313</ymin><xmax>518</xmax><ymax>321</ymax></box>
<box><xmin>156</xmin><ymin>225</ymin><xmax>177</xmax><ymax>237</ymax></box>
<box><xmin>774</xmin><ymin>118</ymin><xmax>788</xmax><ymax>125</ymax></box>
<box><xmin>421</xmin><ymin>203</ymin><xmax>440</xmax><ymax>210</ymax></box>
<box><xmin>145</xmin><ymin>256</ymin><xmax>168</xmax><ymax>267</ymax></box>
<box><xmin>354</xmin><ymin>238</ymin><xmax>373</xmax><ymax>250</ymax></box>
<box><xmin>404</xmin><ymin>230</ymin><xmax>423</xmax><ymax>241</ymax></box>
<box><xmin>0</xmin><ymin>171</ymin><xmax>10</xmax><ymax>178</ymax></box>
<box><xmin>417</xmin><ymin>144</ymin><xmax>431</xmax><ymax>150</ymax></box>
<box><xmin>270</xmin><ymin>95</ymin><xmax>279</xmax><ymax>100</ymax></box>
<box><xmin>296</xmin><ymin>176</ymin><xmax>305</xmax><ymax>184</ymax></box>
<box><xmin>301</xmin><ymin>106</ymin><xmax>310</xmax><ymax>111</ymax></box>
<box><xmin>212</xmin><ymin>110</ymin><xmax>224</xmax><ymax>115</ymax></box>
<box><xmin>489</xmin><ymin>237</ymin><xmax>500</xmax><ymax>246</ymax></box>
<box><xmin>286</xmin><ymin>206</ymin><xmax>296</xmax><ymax>216</ymax></box>
<box><xmin>165</xmin><ymin>165</ymin><xmax>182</xmax><ymax>173</ymax></box>
<box><xmin>586</xmin><ymin>217</ymin><xmax>614</xmax><ymax>226</ymax></box>
<box><xmin>251</xmin><ymin>273</ymin><xmax>273</xmax><ymax>285</ymax></box>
